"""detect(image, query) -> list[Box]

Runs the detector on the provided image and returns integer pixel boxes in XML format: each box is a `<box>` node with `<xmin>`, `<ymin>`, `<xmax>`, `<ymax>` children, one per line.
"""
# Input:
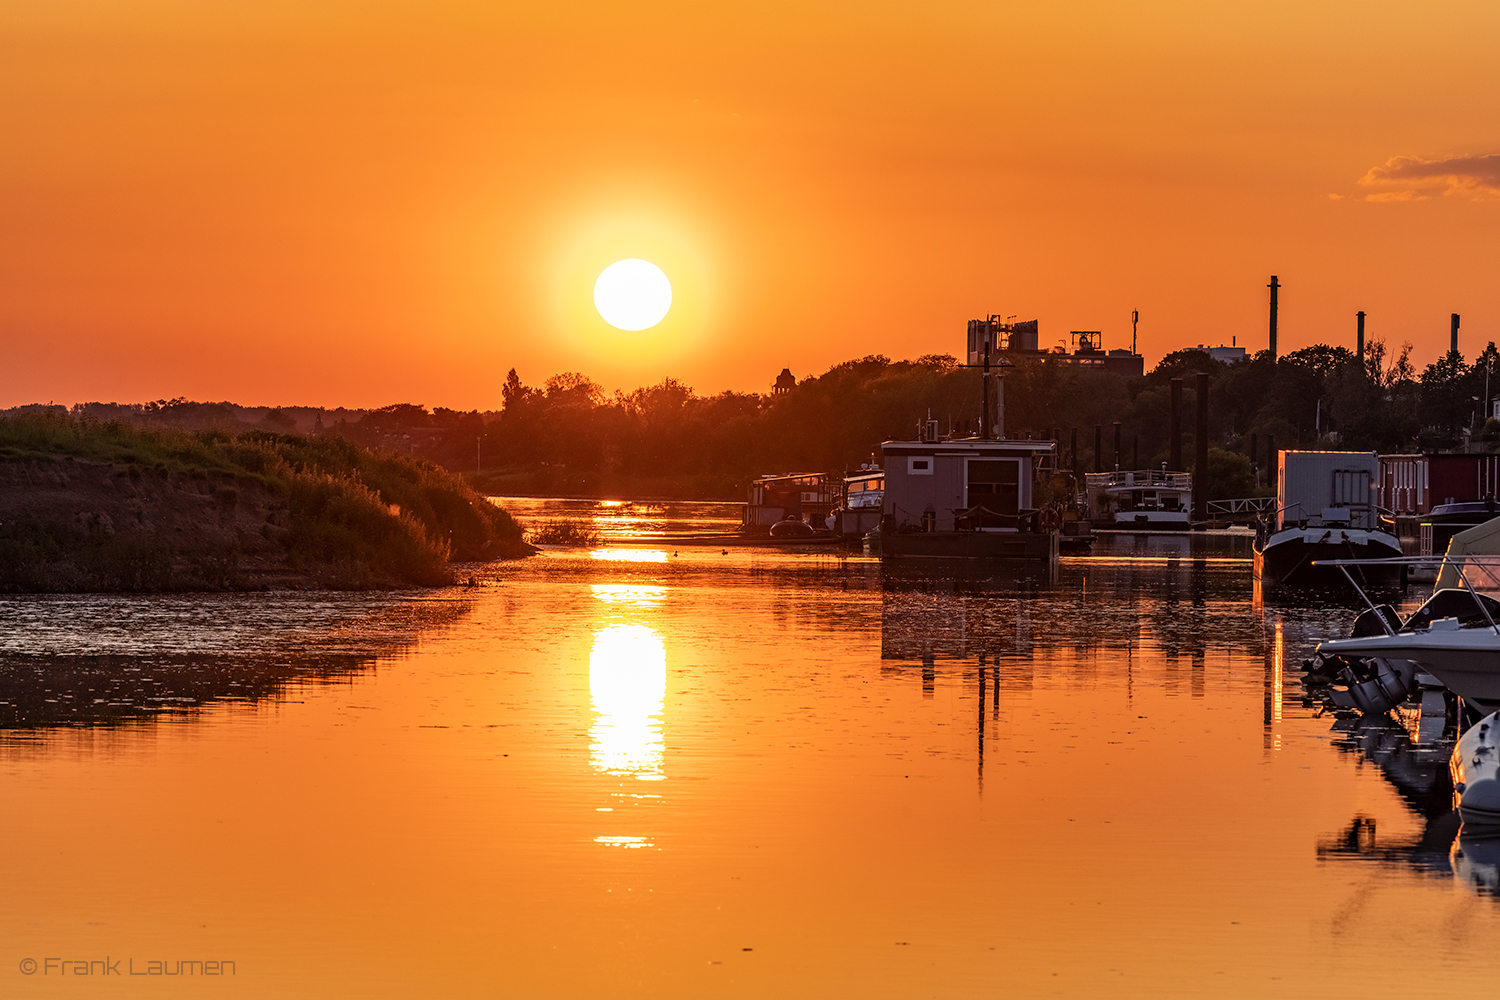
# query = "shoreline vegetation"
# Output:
<box><xmin>0</xmin><ymin>414</ymin><xmax>533</xmax><ymax>593</ymax></box>
<box><xmin>11</xmin><ymin>341</ymin><xmax>1497</xmax><ymax>510</ymax></box>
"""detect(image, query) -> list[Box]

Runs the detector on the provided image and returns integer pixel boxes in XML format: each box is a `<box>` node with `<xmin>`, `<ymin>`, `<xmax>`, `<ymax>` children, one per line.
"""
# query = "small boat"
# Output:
<box><xmin>1452</xmin><ymin>712</ymin><xmax>1500</xmax><ymax>828</ymax></box>
<box><xmin>1318</xmin><ymin>614</ymin><xmax>1500</xmax><ymax>714</ymax></box>
<box><xmin>1311</xmin><ymin>588</ymin><xmax>1500</xmax><ymax>714</ymax></box>
<box><xmin>769</xmin><ymin>517</ymin><xmax>817</xmax><ymax>538</ymax></box>
<box><xmin>1254</xmin><ymin>450</ymin><xmax>1404</xmax><ymax>591</ymax></box>
<box><xmin>1084</xmin><ymin>466</ymin><xmax>1191</xmax><ymax>530</ymax></box>
<box><xmin>1420</xmin><ymin>499</ymin><xmax>1500</xmax><ymax>561</ymax></box>
<box><xmin>1315</xmin><ymin>556</ymin><xmax>1500</xmax><ymax>833</ymax></box>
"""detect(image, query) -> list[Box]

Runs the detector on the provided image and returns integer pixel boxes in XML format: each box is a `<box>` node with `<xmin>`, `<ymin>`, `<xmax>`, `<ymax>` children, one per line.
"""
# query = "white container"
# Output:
<box><xmin>1278</xmin><ymin>450</ymin><xmax>1379</xmax><ymax>530</ymax></box>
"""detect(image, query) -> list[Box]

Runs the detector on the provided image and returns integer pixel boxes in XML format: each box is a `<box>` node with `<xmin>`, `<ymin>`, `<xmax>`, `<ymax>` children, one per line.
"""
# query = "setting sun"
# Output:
<box><xmin>593</xmin><ymin>259</ymin><xmax>672</xmax><ymax>331</ymax></box>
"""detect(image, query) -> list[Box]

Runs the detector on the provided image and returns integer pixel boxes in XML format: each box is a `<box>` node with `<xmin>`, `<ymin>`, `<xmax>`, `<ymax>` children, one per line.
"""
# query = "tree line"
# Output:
<box><xmin>19</xmin><ymin>337</ymin><xmax>1494</xmax><ymax>501</ymax></box>
<box><xmin>464</xmin><ymin>336</ymin><xmax>1499</xmax><ymax>499</ymax></box>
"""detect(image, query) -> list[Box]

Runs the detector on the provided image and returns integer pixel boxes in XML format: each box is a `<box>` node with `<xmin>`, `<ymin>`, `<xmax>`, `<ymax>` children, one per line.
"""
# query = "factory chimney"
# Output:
<box><xmin>1267</xmin><ymin>276</ymin><xmax>1280</xmax><ymax>360</ymax></box>
<box><xmin>1453</xmin><ymin>313</ymin><xmax>1461</xmax><ymax>356</ymax></box>
<box><xmin>1356</xmin><ymin>311</ymin><xmax>1365</xmax><ymax>361</ymax></box>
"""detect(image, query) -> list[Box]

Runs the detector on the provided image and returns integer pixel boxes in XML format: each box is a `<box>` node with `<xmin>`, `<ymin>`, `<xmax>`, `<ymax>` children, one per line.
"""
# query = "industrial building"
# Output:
<box><xmin>965</xmin><ymin>317</ymin><xmax>1144</xmax><ymax>377</ymax></box>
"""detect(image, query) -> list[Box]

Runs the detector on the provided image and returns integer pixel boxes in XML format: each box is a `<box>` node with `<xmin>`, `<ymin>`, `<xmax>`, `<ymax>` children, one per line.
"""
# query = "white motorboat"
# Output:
<box><xmin>1319</xmin><ymin>614</ymin><xmax>1500</xmax><ymax>711</ymax></box>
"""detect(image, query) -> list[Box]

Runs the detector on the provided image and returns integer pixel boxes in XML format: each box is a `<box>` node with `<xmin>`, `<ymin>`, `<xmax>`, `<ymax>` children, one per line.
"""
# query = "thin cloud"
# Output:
<box><xmin>1356</xmin><ymin>153</ymin><xmax>1500</xmax><ymax>201</ymax></box>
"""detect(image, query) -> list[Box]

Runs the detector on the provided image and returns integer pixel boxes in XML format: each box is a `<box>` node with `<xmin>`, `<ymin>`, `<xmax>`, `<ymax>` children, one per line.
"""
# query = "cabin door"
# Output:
<box><xmin>966</xmin><ymin>459</ymin><xmax>1020</xmax><ymax>527</ymax></box>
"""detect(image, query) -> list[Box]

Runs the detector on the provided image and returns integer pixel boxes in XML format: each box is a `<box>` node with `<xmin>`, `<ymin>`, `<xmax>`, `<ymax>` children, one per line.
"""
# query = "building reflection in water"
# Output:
<box><xmin>587</xmin><ymin>585</ymin><xmax>668</xmax><ymax>782</ymax></box>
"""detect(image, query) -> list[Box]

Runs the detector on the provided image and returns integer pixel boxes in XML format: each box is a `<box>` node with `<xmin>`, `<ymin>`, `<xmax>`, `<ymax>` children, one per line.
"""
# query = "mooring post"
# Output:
<box><xmin>1170</xmin><ymin>378</ymin><xmax>1183</xmax><ymax>470</ymax></box>
<box><xmin>1193</xmin><ymin>372</ymin><xmax>1209</xmax><ymax>522</ymax></box>
<box><xmin>1267</xmin><ymin>434</ymin><xmax>1277</xmax><ymax>496</ymax></box>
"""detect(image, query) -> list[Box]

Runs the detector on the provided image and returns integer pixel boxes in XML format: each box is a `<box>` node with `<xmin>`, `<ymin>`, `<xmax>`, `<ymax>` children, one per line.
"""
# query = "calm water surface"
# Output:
<box><xmin>2</xmin><ymin>499</ymin><xmax>1497</xmax><ymax>998</ymax></box>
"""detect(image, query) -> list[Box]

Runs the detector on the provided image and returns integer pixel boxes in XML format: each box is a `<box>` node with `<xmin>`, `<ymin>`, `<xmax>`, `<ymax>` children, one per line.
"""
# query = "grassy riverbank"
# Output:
<box><xmin>0</xmin><ymin>415</ymin><xmax>532</xmax><ymax>591</ymax></box>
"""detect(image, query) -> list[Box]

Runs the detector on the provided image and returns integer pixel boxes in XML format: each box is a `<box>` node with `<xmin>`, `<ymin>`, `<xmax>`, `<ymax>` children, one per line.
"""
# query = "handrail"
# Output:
<box><xmin>1454</xmin><ymin>562</ymin><xmax>1500</xmax><ymax>634</ymax></box>
<box><xmin>1314</xmin><ymin>555</ymin><xmax>1500</xmax><ymax>637</ymax></box>
<box><xmin>1207</xmin><ymin>496</ymin><xmax>1278</xmax><ymax>514</ymax></box>
<box><xmin>1334</xmin><ymin>564</ymin><xmax>1398</xmax><ymax>636</ymax></box>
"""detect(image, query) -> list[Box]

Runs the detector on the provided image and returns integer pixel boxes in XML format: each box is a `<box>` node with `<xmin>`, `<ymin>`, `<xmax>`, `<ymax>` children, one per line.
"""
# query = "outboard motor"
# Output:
<box><xmin>1311</xmin><ymin>603</ymin><xmax>1415</xmax><ymax>715</ymax></box>
<box><xmin>1329</xmin><ymin>657</ymin><xmax>1419</xmax><ymax>716</ymax></box>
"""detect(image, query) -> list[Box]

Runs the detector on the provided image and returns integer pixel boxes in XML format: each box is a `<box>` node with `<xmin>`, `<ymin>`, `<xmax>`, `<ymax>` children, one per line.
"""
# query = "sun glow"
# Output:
<box><xmin>593</xmin><ymin>259</ymin><xmax>672</xmax><ymax>331</ymax></box>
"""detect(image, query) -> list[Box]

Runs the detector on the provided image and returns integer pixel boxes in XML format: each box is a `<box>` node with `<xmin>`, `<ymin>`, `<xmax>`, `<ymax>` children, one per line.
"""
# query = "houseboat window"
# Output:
<box><xmin>908</xmin><ymin>457</ymin><xmax>933</xmax><ymax>475</ymax></box>
<box><xmin>966</xmin><ymin>459</ymin><xmax>1020</xmax><ymax>517</ymax></box>
<box><xmin>1333</xmin><ymin>470</ymin><xmax>1369</xmax><ymax>505</ymax></box>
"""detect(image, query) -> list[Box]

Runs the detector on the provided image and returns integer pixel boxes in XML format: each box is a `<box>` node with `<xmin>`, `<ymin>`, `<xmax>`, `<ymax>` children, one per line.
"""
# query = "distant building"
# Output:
<box><xmin>965</xmin><ymin>318</ymin><xmax>1143</xmax><ymax>377</ymax></box>
<box><xmin>1187</xmin><ymin>343</ymin><xmax>1248</xmax><ymax>364</ymax></box>
<box><xmin>773</xmin><ymin>368</ymin><xmax>796</xmax><ymax>395</ymax></box>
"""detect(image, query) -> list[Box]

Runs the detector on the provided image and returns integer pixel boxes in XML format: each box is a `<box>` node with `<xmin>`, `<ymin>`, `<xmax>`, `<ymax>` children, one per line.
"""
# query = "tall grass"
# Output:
<box><xmin>0</xmin><ymin>414</ymin><xmax>531</xmax><ymax>590</ymax></box>
<box><xmin>526</xmin><ymin>518</ymin><xmax>604</xmax><ymax>547</ymax></box>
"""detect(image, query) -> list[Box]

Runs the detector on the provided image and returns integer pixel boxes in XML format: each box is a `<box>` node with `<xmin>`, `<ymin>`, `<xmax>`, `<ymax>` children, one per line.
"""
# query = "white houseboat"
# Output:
<box><xmin>1084</xmin><ymin>467</ymin><xmax>1192</xmax><ymax>530</ymax></box>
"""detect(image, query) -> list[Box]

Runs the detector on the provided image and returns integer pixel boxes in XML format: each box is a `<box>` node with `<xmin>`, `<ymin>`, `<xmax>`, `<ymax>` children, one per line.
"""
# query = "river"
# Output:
<box><xmin>1</xmin><ymin>498</ymin><xmax>1495</xmax><ymax>998</ymax></box>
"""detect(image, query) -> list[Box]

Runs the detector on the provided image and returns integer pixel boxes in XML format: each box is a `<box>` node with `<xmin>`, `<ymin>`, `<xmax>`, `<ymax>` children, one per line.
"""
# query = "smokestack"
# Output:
<box><xmin>1356</xmin><ymin>311</ymin><xmax>1365</xmax><ymax>360</ymax></box>
<box><xmin>1094</xmin><ymin>424</ymin><xmax>1103</xmax><ymax>474</ymax></box>
<box><xmin>1268</xmin><ymin>275</ymin><xmax>1281</xmax><ymax>360</ymax></box>
<box><xmin>1453</xmin><ymin>313</ymin><xmax>1461</xmax><ymax>356</ymax></box>
<box><xmin>1193</xmin><ymin>372</ymin><xmax>1209</xmax><ymax>522</ymax></box>
<box><xmin>1113</xmin><ymin>422</ymin><xmax>1122</xmax><ymax>469</ymax></box>
<box><xmin>1169</xmin><ymin>378</ymin><xmax>1183</xmax><ymax>470</ymax></box>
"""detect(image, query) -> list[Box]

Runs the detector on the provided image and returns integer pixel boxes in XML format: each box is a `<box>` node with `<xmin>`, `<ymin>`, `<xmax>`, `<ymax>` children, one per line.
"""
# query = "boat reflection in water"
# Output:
<box><xmin>1310</xmin><ymin>695</ymin><xmax>1500</xmax><ymax>899</ymax></box>
<box><xmin>1315</xmin><ymin>714</ymin><xmax>1463</xmax><ymax>883</ymax></box>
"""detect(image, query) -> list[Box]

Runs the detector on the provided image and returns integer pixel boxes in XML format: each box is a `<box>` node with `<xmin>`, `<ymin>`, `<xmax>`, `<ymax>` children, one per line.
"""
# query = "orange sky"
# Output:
<box><xmin>3</xmin><ymin>1</ymin><xmax>1499</xmax><ymax>409</ymax></box>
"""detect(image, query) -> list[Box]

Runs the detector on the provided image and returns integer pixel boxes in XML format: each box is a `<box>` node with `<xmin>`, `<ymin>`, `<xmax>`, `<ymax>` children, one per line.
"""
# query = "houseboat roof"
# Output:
<box><xmin>753</xmin><ymin>472</ymin><xmax>827</xmax><ymax>484</ymax></box>
<box><xmin>881</xmin><ymin>437</ymin><xmax>1055</xmax><ymax>455</ymax></box>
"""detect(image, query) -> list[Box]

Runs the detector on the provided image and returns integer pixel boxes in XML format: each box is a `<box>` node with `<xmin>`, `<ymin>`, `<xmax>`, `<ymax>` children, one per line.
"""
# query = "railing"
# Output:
<box><xmin>1084</xmin><ymin>470</ymin><xmax>1193</xmax><ymax>489</ymax></box>
<box><xmin>1207</xmin><ymin>497</ymin><xmax>1278</xmax><ymax>517</ymax></box>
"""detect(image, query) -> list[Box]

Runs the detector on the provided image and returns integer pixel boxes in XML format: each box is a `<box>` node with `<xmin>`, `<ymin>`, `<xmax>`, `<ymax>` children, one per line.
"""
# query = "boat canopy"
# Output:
<box><xmin>1438</xmin><ymin>518</ymin><xmax>1500</xmax><ymax>590</ymax></box>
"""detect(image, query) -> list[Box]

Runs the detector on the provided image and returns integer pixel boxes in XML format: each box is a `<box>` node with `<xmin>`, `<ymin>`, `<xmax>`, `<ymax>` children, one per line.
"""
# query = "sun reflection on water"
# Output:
<box><xmin>590</xmin><ymin>584</ymin><xmax>668</xmax><ymax>605</ymax></box>
<box><xmin>589</xmin><ymin>623</ymin><xmax>667</xmax><ymax>779</ymax></box>
<box><xmin>589</xmin><ymin>549</ymin><xmax>669</xmax><ymax>564</ymax></box>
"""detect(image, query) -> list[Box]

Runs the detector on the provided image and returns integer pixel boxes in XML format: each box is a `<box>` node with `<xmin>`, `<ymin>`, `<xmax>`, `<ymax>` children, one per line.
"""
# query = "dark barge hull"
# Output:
<box><xmin>881</xmin><ymin>530</ymin><xmax>1058</xmax><ymax>561</ymax></box>
<box><xmin>1253</xmin><ymin>535</ymin><xmax>1405</xmax><ymax>592</ymax></box>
